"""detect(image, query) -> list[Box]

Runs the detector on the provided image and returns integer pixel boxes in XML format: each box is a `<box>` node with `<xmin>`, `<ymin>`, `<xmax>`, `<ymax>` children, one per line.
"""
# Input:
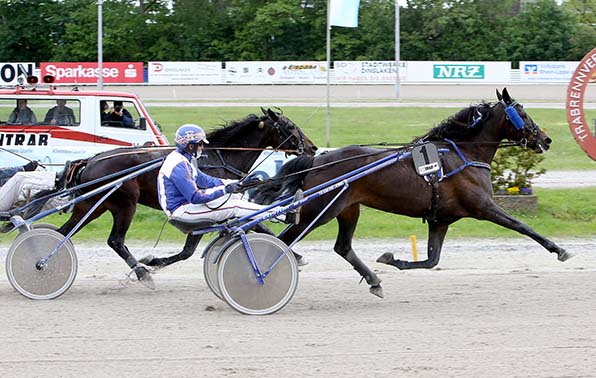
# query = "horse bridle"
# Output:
<box><xmin>499</xmin><ymin>100</ymin><xmax>540</xmax><ymax>148</ymax></box>
<box><xmin>269</xmin><ymin>114</ymin><xmax>306</xmax><ymax>156</ymax></box>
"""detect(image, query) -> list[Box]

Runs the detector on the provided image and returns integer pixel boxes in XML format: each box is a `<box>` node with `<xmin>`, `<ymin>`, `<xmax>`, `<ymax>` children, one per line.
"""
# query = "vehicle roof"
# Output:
<box><xmin>0</xmin><ymin>86</ymin><xmax>141</xmax><ymax>99</ymax></box>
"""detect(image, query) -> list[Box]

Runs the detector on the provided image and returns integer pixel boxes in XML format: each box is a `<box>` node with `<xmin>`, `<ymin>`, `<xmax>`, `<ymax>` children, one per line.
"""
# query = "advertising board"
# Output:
<box><xmin>40</xmin><ymin>62</ymin><xmax>144</xmax><ymax>84</ymax></box>
<box><xmin>0</xmin><ymin>63</ymin><xmax>35</xmax><ymax>85</ymax></box>
<box><xmin>334</xmin><ymin>61</ymin><xmax>407</xmax><ymax>83</ymax></box>
<box><xmin>148</xmin><ymin>61</ymin><xmax>222</xmax><ymax>84</ymax></box>
<box><xmin>520</xmin><ymin>61</ymin><xmax>578</xmax><ymax>82</ymax></box>
<box><xmin>225</xmin><ymin>61</ymin><xmax>328</xmax><ymax>84</ymax></box>
<box><xmin>406</xmin><ymin>61</ymin><xmax>511</xmax><ymax>82</ymax></box>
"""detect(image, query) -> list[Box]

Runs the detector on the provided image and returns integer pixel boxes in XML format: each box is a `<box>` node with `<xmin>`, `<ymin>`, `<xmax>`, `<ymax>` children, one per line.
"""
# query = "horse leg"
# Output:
<box><xmin>140</xmin><ymin>222</ymin><xmax>274</xmax><ymax>268</ymax></box>
<box><xmin>335</xmin><ymin>204</ymin><xmax>384</xmax><ymax>298</ymax></box>
<box><xmin>377</xmin><ymin>221</ymin><xmax>450</xmax><ymax>270</ymax></box>
<box><xmin>477</xmin><ymin>203</ymin><xmax>572</xmax><ymax>261</ymax></box>
<box><xmin>58</xmin><ymin>202</ymin><xmax>105</xmax><ymax>239</ymax></box>
<box><xmin>140</xmin><ymin>233</ymin><xmax>203</xmax><ymax>268</ymax></box>
<box><xmin>102</xmin><ymin>203</ymin><xmax>156</xmax><ymax>289</ymax></box>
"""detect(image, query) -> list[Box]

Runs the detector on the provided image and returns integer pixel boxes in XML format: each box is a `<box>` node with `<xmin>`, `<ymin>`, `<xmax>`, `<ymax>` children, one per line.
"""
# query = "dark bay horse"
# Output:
<box><xmin>45</xmin><ymin>108</ymin><xmax>317</xmax><ymax>286</ymax></box>
<box><xmin>252</xmin><ymin>89</ymin><xmax>571</xmax><ymax>298</ymax></box>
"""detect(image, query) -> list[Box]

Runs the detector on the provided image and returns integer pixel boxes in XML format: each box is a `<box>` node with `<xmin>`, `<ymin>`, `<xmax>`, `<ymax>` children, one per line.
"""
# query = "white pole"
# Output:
<box><xmin>98</xmin><ymin>0</ymin><xmax>104</xmax><ymax>90</ymax></box>
<box><xmin>326</xmin><ymin>0</ymin><xmax>331</xmax><ymax>148</ymax></box>
<box><xmin>395</xmin><ymin>1</ymin><xmax>400</xmax><ymax>99</ymax></box>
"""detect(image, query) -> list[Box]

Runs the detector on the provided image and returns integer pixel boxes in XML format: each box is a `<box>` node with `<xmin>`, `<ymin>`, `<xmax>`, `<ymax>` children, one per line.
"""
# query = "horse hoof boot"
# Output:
<box><xmin>376</xmin><ymin>252</ymin><xmax>394</xmax><ymax>265</ymax></box>
<box><xmin>134</xmin><ymin>265</ymin><xmax>155</xmax><ymax>290</ymax></box>
<box><xmin>369</xmin><ymin>285</ymin><xmax>384</xmax><ymax>299</ymax></box>
<box><xmin>138</xmin><ymin>254</ymin><xmax>155</xmax><ymax>266</ymax></box>
<box><xmin>557</xmin><ymin>250</ymin><xmax>574</xmax><ymax>262</ymax></box>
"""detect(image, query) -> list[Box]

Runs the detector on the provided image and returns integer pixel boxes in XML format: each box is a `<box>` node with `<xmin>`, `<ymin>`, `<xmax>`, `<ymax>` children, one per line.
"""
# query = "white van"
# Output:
<box><xmin>0</xmin><ymin>79</ymin><xmax>168</xmax><ymax>170</ymax></box>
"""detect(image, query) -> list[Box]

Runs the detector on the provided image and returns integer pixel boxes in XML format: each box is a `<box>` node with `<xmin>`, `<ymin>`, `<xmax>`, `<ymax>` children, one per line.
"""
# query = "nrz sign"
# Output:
<box><xmin>433</xmin><ymin>64</ymin><xmax>484</xmax><ymax>79</ymax></box>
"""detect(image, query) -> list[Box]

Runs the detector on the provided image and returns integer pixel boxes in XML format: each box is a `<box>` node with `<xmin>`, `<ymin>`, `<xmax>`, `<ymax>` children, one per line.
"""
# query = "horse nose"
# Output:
<box><xmin>545</xmin><ymin>137</ymin><xmax>552</xmax><ymax>145</ymax></box>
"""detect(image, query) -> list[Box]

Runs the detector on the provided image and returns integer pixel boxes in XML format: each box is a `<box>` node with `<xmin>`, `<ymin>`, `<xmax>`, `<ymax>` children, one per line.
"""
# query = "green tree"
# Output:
<box><xmin>400</xmin><ymin>0</ymin><xmax>515</xmax><ymax>61</ymax></box>
<box><xmin>505</xmin><ymin>0</ymin><xmax>577</xmax><ymax>65</ymax></box>
<box><xmin>562</xmin><ymin>0</ymin><xmax>596</xmax><ymax>59</ymax></box>
<box><xmin>53</xmin><ymin>0</ymin><xmax>171</xmax><ymax>62</ymax></box>
<box><xmin>562</xmin><ymin>0</ymin><xmax>596</xmax><ymax>26</ymax></box>
<box><xmin>330</xmin><ymin>0</ymin><xmax>395</xmax><ymax>61</ymax></box>
<box><xmin>228</xmin><ymin>0</ymin><xmax>326</xmax><ymax>60</ymax></box>
<box><xmin>0</xmin><ymin>0</ymin><xmax>72</xmax><ymax>61</ymax></box>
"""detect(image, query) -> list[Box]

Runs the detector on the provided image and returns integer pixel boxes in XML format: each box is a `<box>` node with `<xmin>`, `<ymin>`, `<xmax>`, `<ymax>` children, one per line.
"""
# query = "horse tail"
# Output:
<box><xmin>251</xmin><ymin>156</ymin><xmax>314</xmax><ymax>204</ymax></box>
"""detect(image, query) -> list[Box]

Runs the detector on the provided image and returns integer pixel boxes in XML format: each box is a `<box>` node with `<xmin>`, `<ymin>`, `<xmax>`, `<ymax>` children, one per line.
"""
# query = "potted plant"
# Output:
<box><xmin>490</xmin><ymin>146</ymin><xmax>546</xmax><ymax>214</ymax></box>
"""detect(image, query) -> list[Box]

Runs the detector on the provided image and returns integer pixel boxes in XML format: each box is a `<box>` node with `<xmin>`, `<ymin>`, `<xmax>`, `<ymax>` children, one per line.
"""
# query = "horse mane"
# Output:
<box><xmin>207</xmin><ymin>114</ymin><xmax>261</xmax><ymax>146</ymax></box>
<box><xmin>420</xmin><ymin>102</ymin><xmax>493</xmax><ymax>141</ymax></box>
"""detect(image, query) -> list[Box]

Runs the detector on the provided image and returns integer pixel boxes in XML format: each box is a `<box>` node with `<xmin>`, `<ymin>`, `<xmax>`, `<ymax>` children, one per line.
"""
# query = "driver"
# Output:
<box><xmin>157</xmin><ymin>124</ymin><xmax>300</xmax><ymax>226</ymax></box>
<box><xmin>0</xmin><ymin>161</ymin><xmax>70</xmax><ymax>213</ymax></box>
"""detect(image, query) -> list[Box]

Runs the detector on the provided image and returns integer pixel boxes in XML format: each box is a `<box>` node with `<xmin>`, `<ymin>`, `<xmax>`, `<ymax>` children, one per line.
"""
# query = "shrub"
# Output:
<box><xmin>491</xmin><ymin>146</ymin><xmax>546</xmax><ymax>195</ymax></box>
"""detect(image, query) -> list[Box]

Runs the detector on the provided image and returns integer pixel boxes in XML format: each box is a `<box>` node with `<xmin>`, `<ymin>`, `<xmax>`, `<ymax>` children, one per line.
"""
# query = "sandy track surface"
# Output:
<box><xmin>1</xmin><ymin>237</ymin><xmax>595</xmax><ymax>378</ymax></box>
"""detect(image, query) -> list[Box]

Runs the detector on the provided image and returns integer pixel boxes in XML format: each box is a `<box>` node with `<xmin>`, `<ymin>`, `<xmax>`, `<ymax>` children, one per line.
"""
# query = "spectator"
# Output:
<box><xmin>44</xmin><ymin>99</ymin><xmax>76</xmax><ymax>125</ymax></box>
<box><xmin>107</xmin><ymin>100</ymin><xmax>134</xmax><ymax>128</ymax></box>
<box><xmin>8</xmin><ymin>99</ymin><xmax>37</xmax><ymax>125</ymax></box>
<box><xmin>100</xmin><ymin>100</ymin><xmax>110</xmax><ymax>123</ymax></box>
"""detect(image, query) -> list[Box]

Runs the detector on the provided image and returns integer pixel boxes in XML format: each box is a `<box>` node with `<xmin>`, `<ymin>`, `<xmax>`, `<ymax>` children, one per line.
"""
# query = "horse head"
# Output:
<box><xmin>260</xmin><ymin>107</ymin><xmax>317</xmax><ymax>156</ymax></box>
<box><xmin>496</xmin><ymin>88</ymin><xmax>552</xmax><ymax>153</ymax></box>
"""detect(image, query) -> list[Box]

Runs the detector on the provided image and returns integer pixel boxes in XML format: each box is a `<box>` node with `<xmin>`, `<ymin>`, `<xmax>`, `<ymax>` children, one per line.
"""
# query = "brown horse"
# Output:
<box><xmin>252</xmin><ymin>89</ymin><xmax>571</xmax><ymax>298</ymax></box>
<box><xmin>39</xmin><ymin>108</ymin><xmax>317</xmax><ymax>286</ymax></box>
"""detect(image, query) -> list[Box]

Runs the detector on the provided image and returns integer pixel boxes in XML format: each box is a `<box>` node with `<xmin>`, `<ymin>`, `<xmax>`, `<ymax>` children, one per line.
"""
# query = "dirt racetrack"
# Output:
<box><xmin>1</xmin><ymin>237</ymin><xmax>595</xmax><ymax>378</ymax></box>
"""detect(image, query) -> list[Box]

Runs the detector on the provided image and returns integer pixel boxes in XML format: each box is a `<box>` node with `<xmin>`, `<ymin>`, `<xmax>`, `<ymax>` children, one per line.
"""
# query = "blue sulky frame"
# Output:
<box><xmin>4</xmin><ymin>158</ymin><xmax>164</xmax><ymax>265</ymax></box>
<box><xmin>198</xmin><ymin>150</ymin><xmax>407</xmax><ymax>289</ymax></box>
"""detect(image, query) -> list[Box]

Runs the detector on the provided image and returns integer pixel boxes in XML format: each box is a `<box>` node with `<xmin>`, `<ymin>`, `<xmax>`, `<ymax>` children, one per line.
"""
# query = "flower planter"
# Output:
<box><xmin>493</xmin><ymin>194</ymin><xmax>538</xmax><ymax>214</ymax></box>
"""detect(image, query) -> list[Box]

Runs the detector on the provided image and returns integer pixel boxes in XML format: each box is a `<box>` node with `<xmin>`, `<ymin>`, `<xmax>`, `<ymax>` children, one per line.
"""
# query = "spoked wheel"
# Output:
<box><xmin>217</xmin><ymin>233</ymin><xmax>299</xmax><ymax>315</ymax></box>
<box><xmin>6</xmin><ymin>228</ymin><xmax>78</xmax><ymax>300</ymax></box>
<box><xmin>202</xmin><ymin>234</ymin><xmax>234</xmax><ymax>300</ymax></box>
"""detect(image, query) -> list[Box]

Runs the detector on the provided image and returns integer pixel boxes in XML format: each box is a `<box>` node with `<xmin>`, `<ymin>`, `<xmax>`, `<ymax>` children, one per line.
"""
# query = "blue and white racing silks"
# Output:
<box><xmin>157</xmin><ymin>148</ymin><xmax>228</xmax><ymax>216</ymax></box>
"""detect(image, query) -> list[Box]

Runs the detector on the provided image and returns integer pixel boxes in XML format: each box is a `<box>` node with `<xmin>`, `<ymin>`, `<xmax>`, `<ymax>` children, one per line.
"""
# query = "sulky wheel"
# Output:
<box><xmin>31</xmin><ymin>223</ymin><xmax>59</xmax><ymax>231</ymax></box>
<box><xmin>202</xmin><ymin>234</ymin><xmax>235</xmax><ymax>300</ymax></box>
<box><xmin>6</xmin><ymin>228</ymin><xmax>78</xmax><ymax>300</ymax></box>
<box><xmin>217</xmin><ymin>233</ymin><xmax>298</xmax><ymax>315</ymax></box>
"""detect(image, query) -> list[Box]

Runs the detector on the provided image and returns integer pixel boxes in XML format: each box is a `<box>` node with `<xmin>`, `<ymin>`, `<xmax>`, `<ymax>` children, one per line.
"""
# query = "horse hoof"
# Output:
<box><xmin>134</xmin><ymin>265</ymin><xmax>155</xmax><ymax>290</ymax></box>
<box><xmin>138</xmin><ymin>254</ymin><xmax>155</xmax><ymax>266</ymax></box>
<box><xmin>376</xmin><ymin>252</ymin><xmax>394</xmax><ymax>265</ymax></box>
<box><xmin>558</xmin><ymin>250</ymin><xmax>574</xmax><ymax>262</ymax></box>
<box><xmin>296</xmin><ymin>255</ymin><xmax>309</xmax><ymax>267</ymax></box>
<box><xmin>369</xmin><ymin>285</ymin><xmax>384</xmax><ymax>299</ymax></box>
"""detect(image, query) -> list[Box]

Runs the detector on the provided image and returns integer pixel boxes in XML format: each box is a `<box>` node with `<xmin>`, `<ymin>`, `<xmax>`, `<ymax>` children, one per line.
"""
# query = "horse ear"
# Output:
<box><xmin>260</xmin><ymin>107</ymin><xmax>268</xmax><ymax>116</ymax></box>
<box><xmin>496</xmin><ymin>89</ymin><xmax>503</xmax><ymax>101</ymax></box>
<box><xmin>267</xmin><ymin>108</ymin><xmax>279</xmax><ymax>121</ymax></box>
<box><xmin>502</xmin><ymin>87</ymin><xmax>512</xmax><ymax>103</ymax></box>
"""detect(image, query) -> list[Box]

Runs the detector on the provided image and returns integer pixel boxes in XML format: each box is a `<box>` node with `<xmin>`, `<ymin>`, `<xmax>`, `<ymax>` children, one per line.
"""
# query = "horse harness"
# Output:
<box><xmin>419</xmin><ymin>100</ymin><xmax>532</xmax><ymax>223</ymax></box>
<box><xmin>272</xmin><ymin>115</ymin><xmax>306</xmax><ymax>156</ymax></box>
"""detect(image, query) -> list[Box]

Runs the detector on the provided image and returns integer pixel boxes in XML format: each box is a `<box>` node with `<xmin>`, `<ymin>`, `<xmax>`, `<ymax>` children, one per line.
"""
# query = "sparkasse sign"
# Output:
<box><xmin>40</xmin><ymin>62</ymin><xmax>144</xmax><ymax>84</ymax></box>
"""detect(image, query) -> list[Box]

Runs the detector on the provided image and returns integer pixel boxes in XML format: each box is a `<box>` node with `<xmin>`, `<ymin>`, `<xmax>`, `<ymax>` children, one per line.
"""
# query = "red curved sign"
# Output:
<box><xmin>566</xmin><ymin>48</ymin><xmax>596</xmax><ymax>160</ymax></box>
